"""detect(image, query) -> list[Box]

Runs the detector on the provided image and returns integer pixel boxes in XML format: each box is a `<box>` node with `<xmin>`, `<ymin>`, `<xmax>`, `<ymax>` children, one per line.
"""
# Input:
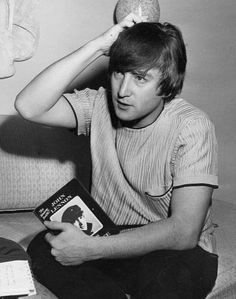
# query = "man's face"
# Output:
<box><xmin>75</xmin><ymin>216</ymin><xmax>87</xmax><ymax>230</ymax></box>
<box><xmin>111</xmin><ymin>68</ymin><xmax>164</xmax><ymax>128</ymax></box>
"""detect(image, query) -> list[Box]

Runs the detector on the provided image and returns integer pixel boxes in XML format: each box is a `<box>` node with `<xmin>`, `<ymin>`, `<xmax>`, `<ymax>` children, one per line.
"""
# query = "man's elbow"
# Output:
<box><xmin>180</xmin><ymin>236</ymin><xmax>199</xmax><ymax>250</ymax></box>
<box><xmin>174</xmin><ymin>229</ymin><xmax>199</xmax><ymax>250</ymax></box>
<box><xmin>15</xmin><ymin>94</ymin><xmax>33</xmax><ymax>120</ymax></box>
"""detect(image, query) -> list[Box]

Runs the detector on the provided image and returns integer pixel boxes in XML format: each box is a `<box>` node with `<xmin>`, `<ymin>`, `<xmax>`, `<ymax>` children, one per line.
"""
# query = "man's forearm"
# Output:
<box><xmin>94</xmin><ymin>218</ymin><xmax>197</xmax><ymax>260</ymax></box>
<box><xmin>15</xmin><ymin>13</ymin><xmax>143</xmax><ymax>121</ymax></box>
<box><xmin>15</xmin><ymin>38</ymin><xmax>103</xmax><ymax>118</ymax></box>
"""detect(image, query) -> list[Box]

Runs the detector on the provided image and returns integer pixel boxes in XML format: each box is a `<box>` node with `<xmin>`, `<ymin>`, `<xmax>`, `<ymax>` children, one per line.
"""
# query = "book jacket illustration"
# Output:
<box><xmin>34</xmin><ymin>179</ymin><xmax>119</xmax><ymax>236</ymax></box>
<box><xmin>50</xmin><ymin>195</ymin><xmax>102</xmax><ymax>236</ymax></box>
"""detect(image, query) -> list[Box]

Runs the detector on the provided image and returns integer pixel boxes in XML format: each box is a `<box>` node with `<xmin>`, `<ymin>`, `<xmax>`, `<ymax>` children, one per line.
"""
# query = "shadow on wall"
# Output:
<box><xmin>0</xmin><ymin>115</ymin><xmax>92</xmax><ymax>191</ymax></box>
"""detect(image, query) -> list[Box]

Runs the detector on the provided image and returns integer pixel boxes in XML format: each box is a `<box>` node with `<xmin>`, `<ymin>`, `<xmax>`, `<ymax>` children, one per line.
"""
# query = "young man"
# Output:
<box><xmin>15</xmin><ymin>14</ymin><xmax>218</xmax><ymax>299</ymax></box>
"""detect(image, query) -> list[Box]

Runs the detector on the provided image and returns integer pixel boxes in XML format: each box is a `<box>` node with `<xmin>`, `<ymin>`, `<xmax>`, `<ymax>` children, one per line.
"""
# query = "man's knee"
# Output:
<box><xmin>136</xmin><ymin>250</ymin><xmax>193</xmax><ymax>299</ymax></box>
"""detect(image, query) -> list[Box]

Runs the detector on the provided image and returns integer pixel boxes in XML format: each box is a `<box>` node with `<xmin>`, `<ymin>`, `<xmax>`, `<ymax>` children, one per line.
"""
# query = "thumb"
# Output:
<box><xmin>44</xmin><ymin>220</ymin><xmax>71</xmax><ymax>232</ymax></box>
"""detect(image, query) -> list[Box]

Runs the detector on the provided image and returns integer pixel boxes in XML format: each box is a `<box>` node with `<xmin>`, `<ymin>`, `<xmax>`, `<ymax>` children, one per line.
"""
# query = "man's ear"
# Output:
<box><xmin>156</xmin><ymin>86</ymin><xmax>162</xmax><ymax>96</ymax></box>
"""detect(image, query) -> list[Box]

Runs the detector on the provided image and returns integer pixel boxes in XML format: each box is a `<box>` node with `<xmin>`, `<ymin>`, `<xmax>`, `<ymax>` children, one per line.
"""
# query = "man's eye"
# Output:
<box><xmin>135</xmin><ymin>75</ymin><xmax>146</xmax><ymax>82</ymax></box>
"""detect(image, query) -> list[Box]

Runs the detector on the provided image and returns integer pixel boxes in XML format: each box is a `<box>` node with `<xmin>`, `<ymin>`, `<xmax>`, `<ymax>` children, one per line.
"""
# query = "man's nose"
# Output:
<box><xmin>118</xmin><ymin>74</ymin><xmax>131</xmax><ymax>98</ymax></box>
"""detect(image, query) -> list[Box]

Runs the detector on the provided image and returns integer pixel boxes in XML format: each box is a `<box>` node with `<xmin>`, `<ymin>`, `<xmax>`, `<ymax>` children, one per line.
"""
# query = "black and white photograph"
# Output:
<box><xmin>0</xmin><ymin>0</ymin><xmax>235</xmax><ymax>298</ymax></box>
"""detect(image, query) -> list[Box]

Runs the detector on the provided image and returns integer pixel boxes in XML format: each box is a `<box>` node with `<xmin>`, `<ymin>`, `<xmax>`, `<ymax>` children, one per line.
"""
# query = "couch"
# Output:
<box><xmin>0</xmin><ymin>114</ymin><xmax>235</xmax><ymax>298</ymax></box>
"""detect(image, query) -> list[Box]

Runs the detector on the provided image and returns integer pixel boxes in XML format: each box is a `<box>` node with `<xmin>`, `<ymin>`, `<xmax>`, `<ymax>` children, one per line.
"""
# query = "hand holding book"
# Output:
<box><xmin>34</xmin><ymin>179</ymin><xmax>119</xmax><ymax>236</ymax></box>
<box><xmin>43</xmin><ymin>220</ymin><xmax>100</xmax><ymax>266</ymax></box>
<box><xmin>33</xmin><ymin>179</ymin><xmax>142</xmax><ymax>266</ymax></box>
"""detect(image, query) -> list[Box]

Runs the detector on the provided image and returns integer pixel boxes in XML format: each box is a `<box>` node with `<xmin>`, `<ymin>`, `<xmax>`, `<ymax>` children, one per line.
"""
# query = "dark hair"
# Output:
<box><xmin>109</xmin><ymin>22</ymin><xmax>187</xmax><ymax>101</ymax></box>
<box><xmin>61</xmin><ymin>205</ymin><xmax>83</xmax><ymax>224</ymax></box>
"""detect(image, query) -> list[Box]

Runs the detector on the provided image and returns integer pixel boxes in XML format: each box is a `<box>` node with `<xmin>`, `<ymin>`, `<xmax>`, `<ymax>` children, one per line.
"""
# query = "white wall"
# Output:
<box><xmin>0</xmin><ymin>0</ymin><xmax>235</xmax><ymax>203</ymax></box>
<box><xmin>0</xmin><ymin>0</ymin><xmax>117</xmax><ymax>114</ymax></box>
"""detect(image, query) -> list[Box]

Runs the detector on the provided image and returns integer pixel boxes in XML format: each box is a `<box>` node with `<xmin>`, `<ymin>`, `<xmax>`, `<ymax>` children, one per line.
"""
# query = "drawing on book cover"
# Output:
<box><xmin>50</xmin><ymin>195</ymin><xmax>103</xmax><ymax>236</ymax></box>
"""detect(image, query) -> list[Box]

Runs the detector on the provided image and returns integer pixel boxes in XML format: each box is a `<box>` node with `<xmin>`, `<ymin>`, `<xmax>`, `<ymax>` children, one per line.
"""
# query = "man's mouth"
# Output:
<box><xmin>117</xmin><ymin>99</ymin><xmax>131</xmax><ymax>107</ymax></box>
<box><xmin>117</xmin><ymin>102</ymin><xmax>131</xmax><ymax>111</ymax></box>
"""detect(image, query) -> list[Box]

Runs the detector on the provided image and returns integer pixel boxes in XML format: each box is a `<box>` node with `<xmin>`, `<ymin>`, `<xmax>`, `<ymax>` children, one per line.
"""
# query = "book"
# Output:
<box><xmin>0</xmin><ymin>260</ymin><xmax>36</xmax><ymax>297</ymax></box>
<box><xmin>34</xmin><ymin>178</ymin><xmax>119</xmax><ymax>236</ymax></box>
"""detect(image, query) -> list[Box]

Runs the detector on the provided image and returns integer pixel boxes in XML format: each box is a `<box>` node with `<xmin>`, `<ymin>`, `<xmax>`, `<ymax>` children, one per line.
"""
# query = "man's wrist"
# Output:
<box><xmin>87</xmin><ymin>37</ymin><xmax>106</xmax><ymax>57</ymax></box>
<box><xmin>85</xmin><ymin>235</ymin><xmax>105</xmax><ymax>261</ymax></box>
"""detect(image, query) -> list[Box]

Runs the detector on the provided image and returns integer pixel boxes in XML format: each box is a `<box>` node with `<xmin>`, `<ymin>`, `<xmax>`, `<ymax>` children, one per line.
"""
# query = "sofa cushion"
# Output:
<box><xmin>0</xmin><ymin>115</ymin><xmax>91</xmax><ymax>210</ymax></box>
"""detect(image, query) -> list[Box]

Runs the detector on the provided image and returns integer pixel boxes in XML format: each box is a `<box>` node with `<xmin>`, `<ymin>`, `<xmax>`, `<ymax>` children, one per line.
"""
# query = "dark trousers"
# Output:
<box><xmin>27</xmin><ymin>231</ymin><xmax>218</xmax><ymax>299</ymax></box>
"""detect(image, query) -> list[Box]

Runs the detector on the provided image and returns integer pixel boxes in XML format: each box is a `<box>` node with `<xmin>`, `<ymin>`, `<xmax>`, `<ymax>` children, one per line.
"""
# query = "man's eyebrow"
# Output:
<box><xmin>133</xmin><ymin>70</ymin><xmax>155</xmax><ymax>80</ymax></box>
<box><xmin>132</xmin><ymin>70</ymin><xmax>147</xmax><ymax>77</ymax></box>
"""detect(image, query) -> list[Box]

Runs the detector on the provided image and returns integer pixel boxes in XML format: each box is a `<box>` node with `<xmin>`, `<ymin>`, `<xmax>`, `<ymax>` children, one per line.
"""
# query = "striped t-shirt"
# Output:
<box><xmin>65</xmin><ymin>87</ymin><xmax>218</xmax><ymax>253</ymax></box>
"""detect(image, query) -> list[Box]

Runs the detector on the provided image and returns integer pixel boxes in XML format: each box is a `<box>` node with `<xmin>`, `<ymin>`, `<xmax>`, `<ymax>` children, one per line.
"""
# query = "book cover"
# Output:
<box><xmin>34</xmin><ymin>179</ymin><xmax>119</xmax><ymax>236</ymax></box>
<box><xmin>0</xmin><ymin>260</ymin><xmax>36</xmax><ymax>297</ymax></box>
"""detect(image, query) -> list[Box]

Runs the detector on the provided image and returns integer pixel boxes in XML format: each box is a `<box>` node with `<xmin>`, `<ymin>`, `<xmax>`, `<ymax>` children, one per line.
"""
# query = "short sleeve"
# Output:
<box><xmin>63</xmin><ymin>88</ymin><xmax>98</xmax><ymax>136</ymax></box>
<box><xmin>172</xmin><ymin>117</ymin><xmax>218</xmax><ymax>188</ymax></box>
